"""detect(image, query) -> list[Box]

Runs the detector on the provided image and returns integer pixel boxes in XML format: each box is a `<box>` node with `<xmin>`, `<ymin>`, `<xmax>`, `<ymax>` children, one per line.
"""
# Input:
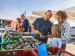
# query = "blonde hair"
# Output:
<box><xmin>51</xmin><ymin>24</ymin><xmax>61</xmax><ymax>38</ymax></box>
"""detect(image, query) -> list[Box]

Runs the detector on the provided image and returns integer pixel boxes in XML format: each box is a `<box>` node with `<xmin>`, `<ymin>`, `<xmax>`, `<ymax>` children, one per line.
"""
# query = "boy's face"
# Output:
<box><xmin>17</xmin><ymin>19</ymin><xmax>21</xmax><ymax>23</ymax></box>
<box><xmin>55</xmin><ymin>15</ymin><xmax>63</xmax><ymax>24</ymax></box>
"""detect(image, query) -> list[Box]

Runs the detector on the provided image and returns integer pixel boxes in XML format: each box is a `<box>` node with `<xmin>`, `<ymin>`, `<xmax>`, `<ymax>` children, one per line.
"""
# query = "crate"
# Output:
<box><xmin>0</xmin><ymin>47</ymin><xmax>75</xmax><ymax>56</ymax></box>
<box><xmin>48</xmin><ymin>47</ymin><xmax>75</xmax><ymax>56</ymax></box>
<box><xmin>0</xmin><ymin>49</ymin><xmax>37</xmax><ymax>56</ymax></box>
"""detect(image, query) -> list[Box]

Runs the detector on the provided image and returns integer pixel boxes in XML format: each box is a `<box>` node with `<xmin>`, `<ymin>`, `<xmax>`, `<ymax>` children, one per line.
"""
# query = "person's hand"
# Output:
<box><xmin>40</xmin><ymin>35</ymin><xmax>48</xmax><ymax>42</ymax></box>
<box><xmin>34</xmin><ymin>30</ymin><xmax>41</xmax><ymax>34</ymax></box>
<box><xmin>47</xmin><ymin>35</ymin><xmax>52</xmax><ymax>38</ymax></box>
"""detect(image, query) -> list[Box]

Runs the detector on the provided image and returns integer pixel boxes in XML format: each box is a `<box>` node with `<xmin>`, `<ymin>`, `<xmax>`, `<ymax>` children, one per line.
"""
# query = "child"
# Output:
<box><xmin>48</xmin><ymin>24</ymin><xmax>62</xmax><ymax>48</ymax></box>
<box><xmin>16</xmin><ymin>18</ymin><xmax>24</xmax><ymax>32</ymax></box>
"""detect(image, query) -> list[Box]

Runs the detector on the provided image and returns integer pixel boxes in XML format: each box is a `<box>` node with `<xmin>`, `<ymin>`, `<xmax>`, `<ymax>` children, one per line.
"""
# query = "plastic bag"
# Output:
<box><xmin>37</xmin><ymin>43</ymin><xmax>48</xmax><ymax>56</ymax></box>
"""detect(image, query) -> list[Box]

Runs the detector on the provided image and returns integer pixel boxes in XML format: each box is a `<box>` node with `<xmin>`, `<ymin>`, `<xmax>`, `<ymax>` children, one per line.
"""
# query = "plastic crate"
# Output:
<box><xmin>0</xmin><ymin>49</ymin><xmax>37</xmax><ymax>56</ymax></box>
<box><xmin>0</xmin><ymin>47</ymin><xmax>75</xmax><ymax>56</ymax></box>
<box><xmin>48</xmin><ymin>47</ymin><xmax>75</xmax><ymax>56</ymax></box>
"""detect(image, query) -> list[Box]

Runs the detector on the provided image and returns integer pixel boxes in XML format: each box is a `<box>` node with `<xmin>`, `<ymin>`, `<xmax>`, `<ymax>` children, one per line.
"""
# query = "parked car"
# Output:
<box><xmin>70</xmin><ymin>26</ymin><xmax>75</xmax><ymax>36</ymax></box>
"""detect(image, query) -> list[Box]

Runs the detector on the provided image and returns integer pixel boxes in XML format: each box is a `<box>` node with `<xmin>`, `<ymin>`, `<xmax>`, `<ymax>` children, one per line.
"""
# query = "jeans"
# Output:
<box><xmin>61</xmin><ymin>44</ymin><xmax>66</xmax><ymax>50</ymax></box>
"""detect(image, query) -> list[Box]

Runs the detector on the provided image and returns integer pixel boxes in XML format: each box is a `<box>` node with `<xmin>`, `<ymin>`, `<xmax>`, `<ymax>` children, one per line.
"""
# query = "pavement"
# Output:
<box><xmin>66</xmin><ymin>38</ymin><xmax>75</xmax><ymax>55</ymax></box>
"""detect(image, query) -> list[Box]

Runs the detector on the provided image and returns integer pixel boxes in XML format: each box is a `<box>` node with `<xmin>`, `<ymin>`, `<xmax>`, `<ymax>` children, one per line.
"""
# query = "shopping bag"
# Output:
<box><xmin>37</xmin><ymin>43</ymin><xmax>48</xmax><ymax>56</ymax></box>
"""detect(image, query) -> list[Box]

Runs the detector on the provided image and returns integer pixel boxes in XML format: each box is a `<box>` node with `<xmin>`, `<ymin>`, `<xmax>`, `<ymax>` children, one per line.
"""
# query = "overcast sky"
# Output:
<box><xmin>0</xmin><ymin>0</ymin><xmax>75</xmax><ymax>20</ymax></box>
